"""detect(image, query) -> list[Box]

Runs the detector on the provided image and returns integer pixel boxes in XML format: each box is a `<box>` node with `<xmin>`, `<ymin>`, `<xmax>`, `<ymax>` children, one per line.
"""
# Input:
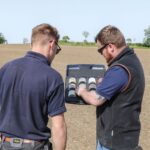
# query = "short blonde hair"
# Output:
<box><xmin>31</xmin><ymin>23</ymin><xmax>59</xmax><ymax>46</ymax></box>
<box><xmin>95</xmin><ymin>25</ymin><xmax>126</xmax><ymax>48</ymax></box>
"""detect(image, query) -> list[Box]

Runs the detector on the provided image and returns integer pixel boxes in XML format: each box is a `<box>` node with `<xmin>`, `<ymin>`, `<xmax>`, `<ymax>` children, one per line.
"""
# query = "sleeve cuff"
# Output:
<box><xmin>48</xmin><ymin>106</ymin><xmax>67</xmax><ymax>117</ymax></box>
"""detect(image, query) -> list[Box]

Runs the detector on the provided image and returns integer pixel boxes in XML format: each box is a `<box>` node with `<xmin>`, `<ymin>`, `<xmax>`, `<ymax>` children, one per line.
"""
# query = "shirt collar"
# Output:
<box><xmin>25</xmin><ymin>51</ymin><xmax>51</xmax><ymax>66</ymax></box>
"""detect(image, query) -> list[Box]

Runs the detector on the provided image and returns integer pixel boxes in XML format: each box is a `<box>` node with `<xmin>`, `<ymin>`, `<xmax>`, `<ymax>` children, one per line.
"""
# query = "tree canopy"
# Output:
<box><xmin>0</xmin><ymin>33</ymin><xmax>6</xmax><ymax>44</ymax></box>
<box><xmin>82</xmin><ymin>31</ymin><xmax>89</xmax><ymax>42</ymax></box>
<box><xmin>126</xmin><ymin>38</ymin><xmax>132</xmax><ymax>44</ymax></box>
<box><xmin>144</xmin><ymin>26</ymin><xmax>150</xmax><ymax>47</ymax></box>
<box><xmin>62</xmin><ymin>35</ymin><xmax>70</xmax><ymax>42</ymax></box>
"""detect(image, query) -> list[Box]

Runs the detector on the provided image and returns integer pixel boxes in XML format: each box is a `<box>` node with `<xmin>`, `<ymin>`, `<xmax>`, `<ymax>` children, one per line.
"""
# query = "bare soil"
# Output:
<box><xmin>0</xmin><ymin>44</ymin><xmax>149</xmax><ymax>150</ymax></box>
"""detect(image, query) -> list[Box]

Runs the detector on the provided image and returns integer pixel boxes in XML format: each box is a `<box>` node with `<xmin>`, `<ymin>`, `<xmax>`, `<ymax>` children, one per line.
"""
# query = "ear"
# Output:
<box><xmin>51</xmin><ymin>40</ymin><xmax>55</xmax><ymax>46</ymax></box>
<box><xmin>48</xmin><ymin>40</ymin><xmax>55</xmax><ymax>51</ymax></box>
<box><xmin>49</xmin><ymin>40</ymin><xmax>53</xmax><ymax>47</ymax></box>
<box><xmin>109</xmin><ymin>43</ymin><xmax>115</xmax><ymax>53</ymax></box>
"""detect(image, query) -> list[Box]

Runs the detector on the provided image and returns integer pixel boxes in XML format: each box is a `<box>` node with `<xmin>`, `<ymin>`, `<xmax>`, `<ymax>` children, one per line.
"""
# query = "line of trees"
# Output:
<box><xmin>61</xmin><ymin>27</ymin><xmax>150</xmax><ymax>47</ymax></box>
<box><xmin>61</xmin><ymin>31</ymin><xmax>90</xmax><ymax>43</ymax></box>
<box><xmin>1</xmin><ymin>26</ymin><xmax>150</xmax><ymax>47</ymax></box>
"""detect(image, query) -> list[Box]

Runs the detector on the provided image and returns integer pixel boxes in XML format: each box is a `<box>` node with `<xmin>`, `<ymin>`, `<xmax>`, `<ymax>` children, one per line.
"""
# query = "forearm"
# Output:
<box><xmin>52</xmin><ymin>121</ymin><xmax>67</xmax><ymax>150</ymax></box>
<box><xmin>78</xmin><ymin>88</ymin><xmax>105</xmax><ymax>106</ymax></box>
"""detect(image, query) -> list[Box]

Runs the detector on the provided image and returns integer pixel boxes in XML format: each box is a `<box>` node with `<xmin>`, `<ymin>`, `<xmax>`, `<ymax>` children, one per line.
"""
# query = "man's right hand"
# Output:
<box><xmin>76</xmin><ymin>86</ymin><xmax>87</xmax><ymax>96</ymax></box>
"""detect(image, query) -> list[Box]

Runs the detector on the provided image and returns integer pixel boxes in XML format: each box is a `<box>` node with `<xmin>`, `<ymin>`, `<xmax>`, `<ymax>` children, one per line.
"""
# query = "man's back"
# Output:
<box><xmin>0</xmin><ymin>51</ymin><xmax>65</xmax><ymax>140</ymax></box>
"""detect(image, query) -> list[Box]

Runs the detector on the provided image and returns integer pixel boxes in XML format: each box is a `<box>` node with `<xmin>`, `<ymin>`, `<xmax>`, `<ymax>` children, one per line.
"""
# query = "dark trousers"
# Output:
<box><xmin>0</xmin><ymin>140</ymin><xmax>52</xmax><ymax>150</ymax></box>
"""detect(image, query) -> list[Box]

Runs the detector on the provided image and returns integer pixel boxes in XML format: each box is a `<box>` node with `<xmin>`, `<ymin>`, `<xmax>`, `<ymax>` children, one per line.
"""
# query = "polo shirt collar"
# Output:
<box><xmin>25</xmin><ymin>51</ymin><xmax>51</xmax><ymax>66</ymax></box>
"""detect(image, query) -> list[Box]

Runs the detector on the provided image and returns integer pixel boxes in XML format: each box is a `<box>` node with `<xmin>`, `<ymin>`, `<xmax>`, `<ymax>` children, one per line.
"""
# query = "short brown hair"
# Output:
<box><xmin>95</xmin><ymin>25</ymin><xmax>126</xmax><ymax>48</ymax></box>
<box><xmin>31</xmin><ymin>23</ymin><xmax>59</xmax><ymax>46</ymax></box>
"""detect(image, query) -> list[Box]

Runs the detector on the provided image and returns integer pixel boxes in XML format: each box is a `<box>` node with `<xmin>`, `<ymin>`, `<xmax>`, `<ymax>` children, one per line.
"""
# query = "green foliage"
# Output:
<box><xmin>144</xmin><ymin>26</ymin><xmax>150</xmax><ymax>47</ymax></box>
<box><xmin>62</xmin><ymin>35</ymin><xmax>70</xmax><ymax>42</ymax></box>
<box><xmin>143</xmin><ymin>38</ymin><xmax>150</xmax><ymax>47</ymax></box>
<box><xmin>126</xmin><ymin>38</ymin><xmax>132</xmax><ymax>44</ymax></box>
<box><xmin>0</xmin><ymin>33</ymin><xmax>6</xmax><ymax>44</ymax></box>
<box><xmin>59</xmin><ymin>40</ymin><xmax>150</xmax><ymax>49</ymax></box>
<box><xmin>144</xmin><ymin>26</ymin><xmax>150</xmax><ymax>39</ymax></box>
<box><xmin>59</xmin><ymin>40</ymin><xmax>95</xmax><ymax>47</ymax></box>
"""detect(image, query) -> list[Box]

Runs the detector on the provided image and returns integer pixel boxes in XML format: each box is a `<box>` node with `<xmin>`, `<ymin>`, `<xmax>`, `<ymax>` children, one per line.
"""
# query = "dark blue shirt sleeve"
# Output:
<box><xmin>96</xmin><ymin>66</ymin><xmax>129</xmax><ymax>100</ymax></box>
<box><xmin>0</xmin><ymin>64</ymin><xmax>9</xmax><ymax>84</ymax></box>
<box><xmin>48</xmin><ymin>84</ymin><xmax>66</xmax><ymax>117</ymax></box>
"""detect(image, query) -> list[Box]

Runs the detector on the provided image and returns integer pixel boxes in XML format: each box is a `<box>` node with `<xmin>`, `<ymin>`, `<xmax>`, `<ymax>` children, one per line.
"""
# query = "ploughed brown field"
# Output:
<box><xmin>0</xmin><ymin>44</ymin><xmax>150</xmax><ymax>150</ymax></box>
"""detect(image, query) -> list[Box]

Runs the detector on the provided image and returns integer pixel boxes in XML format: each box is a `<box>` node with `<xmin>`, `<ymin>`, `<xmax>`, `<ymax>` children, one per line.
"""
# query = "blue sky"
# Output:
<box><xmin>0</xmin><ymin>0</ymin><xmax>150</xmax><ymax>43</ymax></box>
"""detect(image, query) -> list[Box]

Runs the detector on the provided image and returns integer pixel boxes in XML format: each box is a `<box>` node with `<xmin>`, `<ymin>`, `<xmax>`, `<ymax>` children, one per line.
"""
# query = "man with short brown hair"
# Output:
<box><xmin>76</xmin><ymin>25</ymin><xmax>145</xmax><ymax>150</ymax></box>
<box><xmin>0</xmin><ymin>23</ymin><xmax>67</xmax><ymax>150</ymax></box>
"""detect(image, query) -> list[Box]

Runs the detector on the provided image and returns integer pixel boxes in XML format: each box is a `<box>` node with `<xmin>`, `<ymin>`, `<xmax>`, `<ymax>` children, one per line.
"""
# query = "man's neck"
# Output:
<box><xmin>31</xmin><ymin>46</ymin><xmax>48</xmax><ymax>58</ymax></box>
<box><xmin>108</xmin><ymin>45</ymin><xmax>127</xmax><ymax>65</ymax></box>
<box><xmin>115</xmin><ymin>45</ymin><xmax>127</xmax><ymax>58</ymax></box>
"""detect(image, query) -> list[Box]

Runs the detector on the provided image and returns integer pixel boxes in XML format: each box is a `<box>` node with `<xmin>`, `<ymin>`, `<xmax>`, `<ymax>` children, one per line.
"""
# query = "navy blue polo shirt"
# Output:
<box><xmin>0</xmin><ymin>51</ymin><xmax>66</xmax><ymax>140</ymax></box>
<box><xmin>96</xmin><ymin>66</ymin><xmax>129</xmax><ymax>100</ymax></box>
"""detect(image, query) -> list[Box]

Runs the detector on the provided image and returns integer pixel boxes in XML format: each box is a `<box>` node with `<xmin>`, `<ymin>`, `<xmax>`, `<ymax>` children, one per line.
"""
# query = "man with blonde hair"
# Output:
<box><xmin>0</xmin><ymin>23</ymin><xmax>67</xmax><ymax>150</ymax></box>
<box><xmin>76</xmin><ymin>25</ymin><xmax>145</xmax><ymax>150</ymax></box>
